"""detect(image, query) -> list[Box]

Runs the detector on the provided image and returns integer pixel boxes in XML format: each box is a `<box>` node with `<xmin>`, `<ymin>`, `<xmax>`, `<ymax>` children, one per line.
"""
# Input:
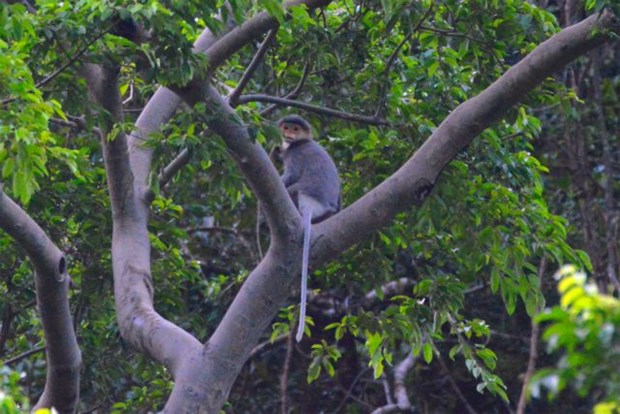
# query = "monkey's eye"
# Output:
<box><xmin>293</xmin><ymin>126</ymin><xmax>299</xmax><ymax>131</ymax></box>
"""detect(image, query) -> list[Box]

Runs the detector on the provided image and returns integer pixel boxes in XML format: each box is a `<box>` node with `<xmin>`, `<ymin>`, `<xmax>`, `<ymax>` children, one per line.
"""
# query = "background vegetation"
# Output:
<box><xmin>1</xmin><ymin>0</ymin><xmax>619</xmax><ymax>412</ymax></box>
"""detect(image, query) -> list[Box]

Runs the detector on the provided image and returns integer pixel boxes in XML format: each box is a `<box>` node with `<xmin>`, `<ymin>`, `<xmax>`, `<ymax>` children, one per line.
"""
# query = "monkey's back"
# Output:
<box><xmin>283</xmin><ymin>139</ymin><xmax>341</xmax><ymax>215</ymax></box>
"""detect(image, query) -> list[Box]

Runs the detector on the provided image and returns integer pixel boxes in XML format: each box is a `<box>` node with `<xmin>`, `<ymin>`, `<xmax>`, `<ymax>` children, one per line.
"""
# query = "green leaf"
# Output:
<box><xmin>422</xmin><ymin>343</ymin><xmax>433</xmax><ymax>363</ymax></box>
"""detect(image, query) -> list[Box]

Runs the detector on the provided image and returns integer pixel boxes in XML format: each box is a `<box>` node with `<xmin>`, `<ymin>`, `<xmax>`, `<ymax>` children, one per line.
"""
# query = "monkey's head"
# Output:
<box><xmin>278</xmin><ymin>115</ymin><xmax>312</xmax><ymax>147</ymax></box>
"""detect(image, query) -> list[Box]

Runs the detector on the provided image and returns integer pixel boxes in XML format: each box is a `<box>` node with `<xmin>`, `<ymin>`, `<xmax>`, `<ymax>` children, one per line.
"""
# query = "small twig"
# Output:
<box><xmin>436</xmin><ymin>353</ymin><xmax>478</xmax><ymax>414</ymax></box>
<box><xmin>334</xmin><ymin>367</ymin><xmax>375</xmax><ymax>413</ymax></box>
<box><xmin>2</xmin><ymin>28</ymin><xmax>111</xmax><ymax>106</ymax></box>
<box><xmin>238</xmin><ymin>94</ymin><xmax>389</xmax><ymax>125</ymax></box>
<box><xmin>515</xmin><ymin>320</ymin><xmax>539</xmax><ymax>414</ymax></box>
<box><xmin>159</xmin><ymin>148</ymin><xmax>191</xmax><ymax>189</ymax></box>
<box><xmin>228</xmin><ymin>29</ymin><xmax>278</xmax><ymax>106</ymax></box>
<box><xmin>381</xmin><ymin>376</ymin><xmax>394</xmax><ymax>406</ymax></box>
<box><xmin>516</xmin><ymin>257</ymin><xmax>547</xmax><ymax>413</ymax></box>
<box><xmin>80</xmin><ymin>402</ymin><xmax>104</xmax><ymax>414</ymax></box>
<box><xmin>187</xmin><ymin>226</ymin><xmax>239</xmax><ymax>235</ymax></box>
<box><xmin>249</xmin><ymin>333</ymin><xmax>289</xmax><ymax>359</ymax></box>
<box><xmin>3</xmin><ymin>346</ymin><xmax>45</xmax><ymax>366</ymax></box>
<box><xmin>122</xmin><ymin>81</ymin><xmax>135</xmax><ymax>105</ymax></box>
<box><xmin>260</xmin><ymin>60</ymin><xmax>311</xmax><ymax>117</ymax></box>
<box><xmin>419</xmin><ymin>25</ymin><xmax>502</xmax><ymax>66</ymax></box>
<box><xmin>375</xmin><ymin>3</ymin><xmax>434</xmax><ymax>117</ymax></box>
<box><xmin>280</xmin><ymin>330</ymin><xmax>294</xmax><ymax>414</ymax></box>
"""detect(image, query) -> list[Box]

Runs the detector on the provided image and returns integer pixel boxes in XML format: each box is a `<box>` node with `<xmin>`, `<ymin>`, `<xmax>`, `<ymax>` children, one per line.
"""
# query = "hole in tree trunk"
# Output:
<box><xmin>58</xmin><ymin>256</ymin><xmax>66</xmax><ymax>275</ymax></box>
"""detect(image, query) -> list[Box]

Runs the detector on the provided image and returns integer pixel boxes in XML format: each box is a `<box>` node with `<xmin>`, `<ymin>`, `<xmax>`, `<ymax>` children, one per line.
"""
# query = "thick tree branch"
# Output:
<box><xmin>81</xmin><ymin>64</ymin><xmax>135</xmax><ymax>218</ymax></box>
<box><xmin>371</xmin><ymin>353</ymin><xmax>416</xmax><ymax>413</ymax></box>
<box><xmin>0</xmin><ymin>189</ymin><xmax>80</xmax><ymax>414</ymax></box>
<box><xmin>174</xmin><ymin>82</ymin><xmax>298</xmax><ymax>241</ymax></box>
<box><xmin>312</xmin><ymin>10</ymin><xmax>618</xmax><ymax>265</ymax></box>
<box><xmin>237</xmin><ymin>94</ymin><xmax>389</xmax><ymax>125</ymax></box>
<box><xmin>393</xmin><ymin>353</ymin><xmax>416</xmax><ymax>409</ymax></box>
<box><xmin>82</xmin><ymin>64</ymin><xmax>201</xmax><ymax>378</ymax></box>
<box><xmin>128</xmin><ymin>10</ymin><xmax>238</xmax><ymax>194</ymax></box>
<box><xmin>161</xmin><ymin>9</ymin><xmax>618</xmax><ymax>413</ymax></box>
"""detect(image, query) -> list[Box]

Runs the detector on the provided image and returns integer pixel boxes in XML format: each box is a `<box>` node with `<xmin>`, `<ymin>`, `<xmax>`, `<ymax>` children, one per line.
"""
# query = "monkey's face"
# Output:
<box><xmin>279</xmin><ymin>122</ymin><xmax>311</xmax><ymax>143</ymax></box>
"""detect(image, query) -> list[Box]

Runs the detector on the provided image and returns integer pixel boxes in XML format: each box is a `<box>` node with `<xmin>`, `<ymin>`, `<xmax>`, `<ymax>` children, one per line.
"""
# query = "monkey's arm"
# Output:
<box><xmin>281</xmin><ymin>169</ymin><xmax>299</xmax><ymax>187</ymax></box>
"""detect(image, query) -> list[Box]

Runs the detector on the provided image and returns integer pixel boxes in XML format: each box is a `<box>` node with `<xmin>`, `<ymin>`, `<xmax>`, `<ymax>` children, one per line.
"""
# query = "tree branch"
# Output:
<box><xmin>237</xmin><ymin>94</ymin><xmax>389</xmax><ymax>125</ymax></box>
<box><xmin>203</xmin><ymin>0</ymin><xmax>333</xmax><ymax>71</ymax></box>
<box><xmin>174</xmin><ymin>83</ymin><xmax>298</xmax><ymax>242</ymax></box>
<box><xmin>259</xmin><ymin>60</ymin><xmax>311</xmax><ymax>116</ymax></box>
<box><xmin>0</xmin><ymin>189</ymin><xmax>80</xmax><ymax>413</ymax></box>
<box><xmin>436</xmin><ymin>353</ymin><xmax>478</xmax><ymax>414</ymax></box>
<box><xmin>163</xmin><ymin>10</ymin><xmax>618</xmax><ymax>413</ymax></box>
<box><xmin>1</xmin><ymin>27</ymin><xmax>111</xmax><ymax>106</ymax></box>
<box><xmin>375</xmin><ymin>2</ymin><xmax>434</xmax><ymax>118</ymax></box>
<box><xmin>394</xmin><ymin>353</ymin><xmax>416</xmax><ymax>409</ymax></box>
<box><xmin>279</xmin><ymin>330</ymin><xmax>294</xmax><ymax>414</ymax></box>
<box><xmin>228</xmin><ymin>29</ymin><xmax>278</xmax><ymax>106</ymax></box>
<box><xmin>372</xmin><ymin>353</ymin><xmax>416</xmax><ymax>413</ymax></box>
<box><xmin>82</xmin><ymin>63</ymin><xmax>201</xmax><ymax>378</ymax></box>
<box><xmin>159</xmin><ymin>148</ymin><xmax>191</xmax><ymax>189</ymax></box>
<box><xmin>2</xmin><ymin>345</ymin><xmax>45</xmax><ymax>366</ymax></box>
<box><xmin>515</xmin><ymin>320</ymin><xmax>539</xmax><ymax>414</ymax></box>
<box><xmin>516</xmin><ymin>256</ymin><xmax>547</xmax><ymax>414</ymax></box>
<box><xmin>312</xmin><ymin>10</ymin><xmax>619</xmax><ymax>266</ymax></box>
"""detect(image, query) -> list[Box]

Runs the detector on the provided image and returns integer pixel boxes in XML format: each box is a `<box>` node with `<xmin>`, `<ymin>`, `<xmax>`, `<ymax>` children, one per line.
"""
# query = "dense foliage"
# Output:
<box><xmin>0</xmin><ymin>0</ymin><xmax>618</xmax><ymax>412</ymax></box>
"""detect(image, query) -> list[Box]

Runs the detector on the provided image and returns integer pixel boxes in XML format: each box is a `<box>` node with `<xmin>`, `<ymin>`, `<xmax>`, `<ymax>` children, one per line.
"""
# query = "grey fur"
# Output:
<box><xmin>280</xmin><ymin>118</ymin><xmax>341</xmax><ymax>342</ymax></box>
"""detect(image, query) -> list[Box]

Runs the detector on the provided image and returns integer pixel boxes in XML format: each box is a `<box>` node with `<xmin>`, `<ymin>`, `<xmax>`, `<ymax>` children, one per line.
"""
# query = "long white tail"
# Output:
<box><xmin>296</xmin><ymin>207</ymin><xmax>313</xmax><ymax>342</ymax></box>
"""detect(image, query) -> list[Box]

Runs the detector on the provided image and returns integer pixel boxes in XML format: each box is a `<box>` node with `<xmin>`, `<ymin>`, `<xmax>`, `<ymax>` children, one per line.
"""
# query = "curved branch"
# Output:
<box><xmin>173</xmin><ymin>83</ymin><xmax>298</xmax><ymax>241</ymax></box>
<box><xmin>237</xmin><ymin>94</ymin><xmax>389</xmax><ymax>125</ymax></box>
<box><xmin>0</xmin><ymin>190</ymin><xmax>80</xmax><ymax>413</ymax></box>
<box><xmin>312</xmin><ymin>10</ymin><xmax>619</xmax><ymax>265</ymax></box>
<box><xmin>162</xmin><ymin>9</ymin><xmax>618</xmax><ymax>413</ymax></box>
<box><xmin>82</xmin><ymin>64</ymin><xmax>201</xmax><ymax>377</ymax></box>
<box><xmin>204</xmin><ymin>0</ymin><xmax>333</xmax><ymax>71</ymax></box>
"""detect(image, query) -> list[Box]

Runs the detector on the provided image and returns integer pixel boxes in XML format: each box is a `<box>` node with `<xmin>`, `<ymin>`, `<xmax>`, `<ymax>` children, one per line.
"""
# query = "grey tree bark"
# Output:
<box><xmin>46</xmin><ymin>4</ymin><xmax>620</xmax><ymax>413</ymax></box>
<box><xmin>0</xmin><ymin>189</ymin><xmax>81</xmax><ymax>413</ymax></box>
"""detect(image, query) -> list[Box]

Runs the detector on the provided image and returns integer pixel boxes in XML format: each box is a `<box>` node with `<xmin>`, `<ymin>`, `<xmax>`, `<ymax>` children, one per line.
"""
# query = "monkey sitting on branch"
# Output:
<box><xmin>278</xmin><ymin>115</ymin><xmax>341</xmax><ymax>342</ymax></box>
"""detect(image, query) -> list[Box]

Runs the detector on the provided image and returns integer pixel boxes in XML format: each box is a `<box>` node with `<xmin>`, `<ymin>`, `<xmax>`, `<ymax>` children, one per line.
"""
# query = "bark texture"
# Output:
<box><xmin>164</xmin><ymin>9</ymin><xmax>617</xmax><ymax>413</ymax></box>
<box><xmin>80</xmin><ymin>5</ymin><xmax>618</xmax><ymax>413</ymax></box>
<box><xmin>0</xmin><ymin>190</ymin><xmax>81</xmax><ymax>413</ymax></box>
